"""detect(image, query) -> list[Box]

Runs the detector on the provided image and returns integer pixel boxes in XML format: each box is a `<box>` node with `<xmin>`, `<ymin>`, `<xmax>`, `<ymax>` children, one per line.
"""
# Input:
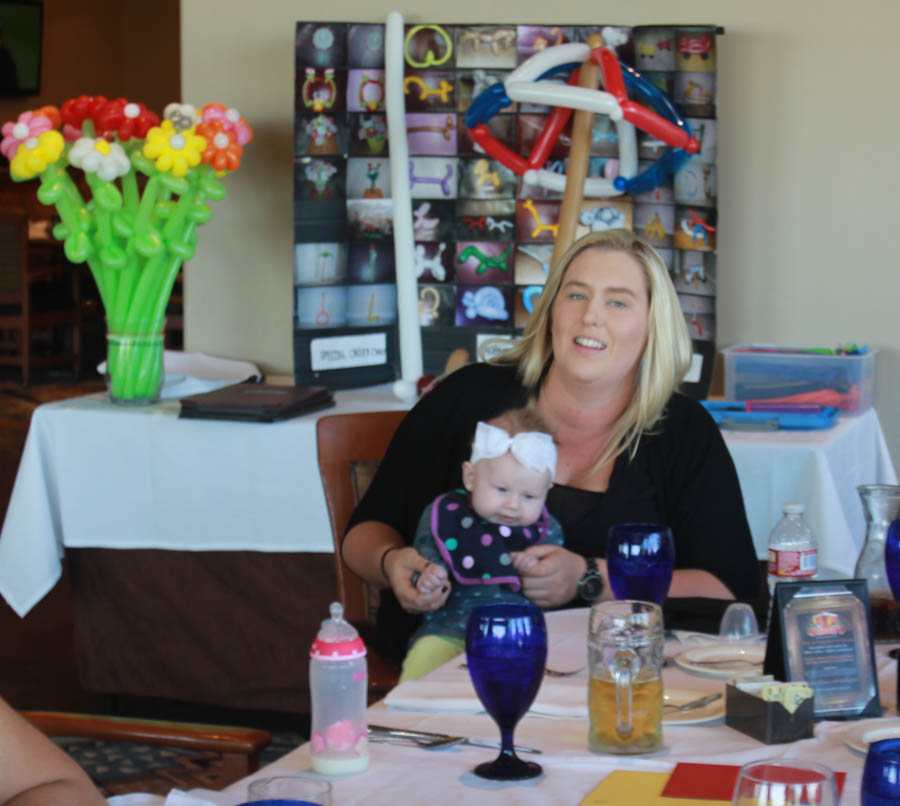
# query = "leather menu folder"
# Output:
<box><xmin>178</xmin><ymin>382</ymin><xmax>334</xmax><ymax>422</ymax></box>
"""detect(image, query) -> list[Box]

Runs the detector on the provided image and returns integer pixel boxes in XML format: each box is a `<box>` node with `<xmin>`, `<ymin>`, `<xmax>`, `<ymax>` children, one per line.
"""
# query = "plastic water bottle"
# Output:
<box><xmin>767</xmin><ymin>502</ymin><xmax>818</xmax><ymax>597</ymax></box>
<box><xmin>309</xmin><ymin>601</ymin><xmax>370</xmax><ymax>776</ymax></box>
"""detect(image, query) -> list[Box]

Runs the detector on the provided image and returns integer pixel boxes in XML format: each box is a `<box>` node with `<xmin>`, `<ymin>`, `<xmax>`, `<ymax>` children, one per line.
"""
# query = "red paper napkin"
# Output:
<box><xmin>661</xmin><ymin>762</ymin><xmax>846</xmax><ymax>800</ymax></box>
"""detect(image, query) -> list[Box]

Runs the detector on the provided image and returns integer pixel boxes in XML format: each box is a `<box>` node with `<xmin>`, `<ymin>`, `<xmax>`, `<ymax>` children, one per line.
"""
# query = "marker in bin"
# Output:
<box><xmin>727</xmin><ymin>402</ymin><xmax>825</xmax><ymax>414</ymax></box>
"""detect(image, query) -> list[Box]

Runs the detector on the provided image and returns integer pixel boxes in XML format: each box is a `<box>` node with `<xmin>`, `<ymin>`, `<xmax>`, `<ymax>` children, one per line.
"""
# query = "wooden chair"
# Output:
<box><xmin>0</xmin><ymin>211</ymin><xmax>82</xmax><ymax>385</ymax></box>
<box><xmin>316</xmin><ymin>410</ymin><xmax>407</xmax><ymax>696</ymax></box>
<box><xmin>20</xmin><ymin>710</ymin><xmax>271</xmax><ymax>796</ymax></box>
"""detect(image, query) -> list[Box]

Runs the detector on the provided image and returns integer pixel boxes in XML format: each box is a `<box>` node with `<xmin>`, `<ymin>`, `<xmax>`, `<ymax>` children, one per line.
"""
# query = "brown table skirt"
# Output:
<box><xmin>68</xmin><ymin>549</ymin><xmax>338</xmax><ymax>714</ymax></box>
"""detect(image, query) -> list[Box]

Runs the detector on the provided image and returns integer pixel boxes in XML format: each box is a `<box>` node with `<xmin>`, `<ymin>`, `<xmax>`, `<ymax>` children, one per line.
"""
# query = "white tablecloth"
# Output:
<box><xmin>0</xmin><ymin>390</ymin><xmax>895</xmax><ymax>619</ymax></box>
<box><xmin>722</xmin><ymin>409</ymin><xmax>897</xmax><ymax>576</ymax></box>
<box><xmin>109</xmin><ymin>608</ymin><xmax>898</xmax><ymax>806</ymax></box>
<box><xmin>0</xmin><ymin>383</ymin><xmax>408</xmax><ymax>617</ymax></box>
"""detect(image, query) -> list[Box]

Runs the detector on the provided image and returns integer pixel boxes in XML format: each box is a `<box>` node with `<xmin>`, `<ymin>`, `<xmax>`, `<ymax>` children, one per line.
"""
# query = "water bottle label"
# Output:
<box><xmin>768</xmin><ymin>548</ymin><xmax>817</xmax><ymax>577</ymax></box>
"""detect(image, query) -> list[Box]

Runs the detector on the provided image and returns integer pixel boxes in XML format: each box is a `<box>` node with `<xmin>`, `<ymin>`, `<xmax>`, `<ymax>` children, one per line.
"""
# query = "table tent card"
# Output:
<box><xmin>764</xmin><ymin>579</ymin><xmax>881</xmax><ymax>721</ymax></box>
<box><xmin>293</xmin><ymin>22</ymin><xmax>720</xmax><ymax>389</ymax></box>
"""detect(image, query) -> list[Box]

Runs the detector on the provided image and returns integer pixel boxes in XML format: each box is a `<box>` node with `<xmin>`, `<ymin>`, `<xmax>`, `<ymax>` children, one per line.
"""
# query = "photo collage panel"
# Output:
<box><xmin>294</xmin><ymin>22</ymin><xmax>720</xmax><ymax>384</ymax></box>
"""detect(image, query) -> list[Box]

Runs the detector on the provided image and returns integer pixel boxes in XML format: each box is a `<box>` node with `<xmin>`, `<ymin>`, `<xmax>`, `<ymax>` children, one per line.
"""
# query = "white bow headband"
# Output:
<box><xmin>469</xmin><ymin>421</ymin><xmax>557</xmax><ymax>481</ymax></box>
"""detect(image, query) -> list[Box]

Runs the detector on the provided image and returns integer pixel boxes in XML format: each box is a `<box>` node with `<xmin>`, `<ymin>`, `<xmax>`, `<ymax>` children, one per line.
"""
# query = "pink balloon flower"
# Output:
<box><xmin>1</xmin><ymin>111</ymin><xmax>53</xmax><ymax>161</ymax></box>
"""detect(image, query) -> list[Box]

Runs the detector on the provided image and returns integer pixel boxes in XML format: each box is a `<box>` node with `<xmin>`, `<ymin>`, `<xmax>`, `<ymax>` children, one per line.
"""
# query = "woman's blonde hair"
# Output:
<box><xmin>492</xmin><ymin>229</ymin><xmax>692</xmax><ymax>466</ymax></box>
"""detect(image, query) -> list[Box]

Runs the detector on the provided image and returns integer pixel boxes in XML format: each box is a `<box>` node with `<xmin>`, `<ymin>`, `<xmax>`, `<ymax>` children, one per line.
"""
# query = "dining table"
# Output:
<box><xmin>0</xmin><ymin>381</ymin><xmax>895</xmax><ymax>713</ymax></box>
<box><xmin>107</xmin><ymin>607</ymin><xmax>899</xmax><ymax>805</ymax></box>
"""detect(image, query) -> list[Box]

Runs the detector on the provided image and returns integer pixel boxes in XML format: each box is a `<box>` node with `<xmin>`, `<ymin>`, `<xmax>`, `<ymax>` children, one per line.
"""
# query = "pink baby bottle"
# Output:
<box><xmin>309</xmin><ymin>601</ymin><xmax>370</xmax><ymax>775</ymax></box>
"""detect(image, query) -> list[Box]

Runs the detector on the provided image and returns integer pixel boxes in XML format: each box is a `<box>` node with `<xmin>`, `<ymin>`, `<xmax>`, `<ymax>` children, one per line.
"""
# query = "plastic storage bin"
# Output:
<box><xmin>722</xmin><ymin>345</ymin><xmax>876</xmax><ymax>415</ymax></box>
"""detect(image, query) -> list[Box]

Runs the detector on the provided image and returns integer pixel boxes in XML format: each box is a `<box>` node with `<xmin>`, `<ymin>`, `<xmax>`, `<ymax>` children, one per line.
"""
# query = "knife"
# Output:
<box><xmin>368</xmin><ymin>725</ymin><xmax>542</xmax><ymax>755</ymax></box>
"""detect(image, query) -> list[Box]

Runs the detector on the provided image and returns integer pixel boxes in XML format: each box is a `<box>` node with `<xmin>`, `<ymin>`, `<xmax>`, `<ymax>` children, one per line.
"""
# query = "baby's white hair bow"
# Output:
<box><xmin>469</xmin><ymin>421</ymin><xmax>557</xmax><ymax>480</ymax></box>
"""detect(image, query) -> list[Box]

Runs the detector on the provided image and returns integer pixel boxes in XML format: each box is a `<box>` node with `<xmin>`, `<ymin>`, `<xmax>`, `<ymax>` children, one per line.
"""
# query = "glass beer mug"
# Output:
<box><xmin>588</xmin><ymin>600</ymin><xmax>664</xmax><ymax>754</ymax></box>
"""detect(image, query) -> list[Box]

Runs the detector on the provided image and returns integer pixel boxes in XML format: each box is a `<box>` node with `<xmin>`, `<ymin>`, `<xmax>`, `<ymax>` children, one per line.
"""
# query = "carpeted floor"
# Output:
<box><xmin>56</xmin><ymin>731</ymin><xmax>307</xmax><ymax>797</ymax></box>
<box><xmin>0</xmin><ymin>371</ymin><xmax>309</xmax><ymax>796</ymax></box>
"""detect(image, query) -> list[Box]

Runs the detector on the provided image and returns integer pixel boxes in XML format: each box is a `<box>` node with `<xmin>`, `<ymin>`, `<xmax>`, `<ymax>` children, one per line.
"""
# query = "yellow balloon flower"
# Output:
<box><xmin>10</xmin><ymin>130</ymin><xmax>65</xmax><ymax>180</ymax></box>
<box><xmin>143</xmin><ymin>119</ymin><xmax>206</xmax><ymax>177</ymax></box>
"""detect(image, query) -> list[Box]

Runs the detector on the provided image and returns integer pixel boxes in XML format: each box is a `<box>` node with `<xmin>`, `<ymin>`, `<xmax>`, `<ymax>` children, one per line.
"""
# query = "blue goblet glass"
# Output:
<box><xmin>606</xmin><ymin>523</ymin><xmax>675</xmax><ymax>605</ymax></box>
<box><xmin>465</xmin><ymin>602</ymin><xmax>547</xmax><ymax>780</ymax></box>
<box><xmin>862</xmin><ymin>737</ymin><xmax>900</xmax><ymax>805</ymax></box>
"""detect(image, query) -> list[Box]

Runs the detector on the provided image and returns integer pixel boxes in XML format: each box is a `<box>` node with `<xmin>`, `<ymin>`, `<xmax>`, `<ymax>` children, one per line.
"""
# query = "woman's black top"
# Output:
<box><xmin>345</xmin><ymin>363</ymin><xmax>762</xmax><ymax>656</ymax></box>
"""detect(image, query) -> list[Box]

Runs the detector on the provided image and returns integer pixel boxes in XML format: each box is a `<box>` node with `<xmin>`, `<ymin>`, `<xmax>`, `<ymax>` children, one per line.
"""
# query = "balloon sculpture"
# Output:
<box><xmin>1</xmin><ymin>97</ymin><xmax>252</xmax><ymax>402</ymax></box>
<box><xmin>465</xmin><ymin>42</ymin><xmax>698</xmax><ymax>198</ymax></box>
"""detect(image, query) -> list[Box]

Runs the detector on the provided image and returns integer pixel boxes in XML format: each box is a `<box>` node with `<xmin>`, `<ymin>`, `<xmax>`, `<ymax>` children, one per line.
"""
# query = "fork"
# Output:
<box><xmin>544</xmin><ymin>665</ymin><xmax>586</xmax><ymax>677</ymax></box>
<box><xmin>368</xmin><ymin>725</ymin><xmax>541</xmax><ymax>754</ymax></box>
<box><xmin>663</xmin><ymin>692</ymin><xmax>723</xmax><ymax>712</ymax></box>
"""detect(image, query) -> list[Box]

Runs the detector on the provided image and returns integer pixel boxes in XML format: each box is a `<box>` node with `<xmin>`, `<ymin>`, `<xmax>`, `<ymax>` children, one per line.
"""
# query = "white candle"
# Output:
<box><xmin>385</xmin><ymin>10</ymin><xmax>423</xmax><ymax>403</ymax></box>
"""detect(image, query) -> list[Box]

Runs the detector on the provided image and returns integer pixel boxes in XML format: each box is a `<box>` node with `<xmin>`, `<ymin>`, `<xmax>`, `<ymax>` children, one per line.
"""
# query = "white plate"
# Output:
<box><xmin>673</xmin><ymin>644</ymin><xmax>765</xmax><ymax>679</ymax></box>
<box><xmin>663</xmin><ymin>688</ymin><xmax>725</xmax><ymax>725</ymax></box>
<box><xmin>162</xmin><ymin>373</ymin><xmax>187</xmax><ymax>388</ymax></box>
<box><xmin>844</xmin><ymin>719</ymin><xmax>900</xmax><ymax>754</ymax></box>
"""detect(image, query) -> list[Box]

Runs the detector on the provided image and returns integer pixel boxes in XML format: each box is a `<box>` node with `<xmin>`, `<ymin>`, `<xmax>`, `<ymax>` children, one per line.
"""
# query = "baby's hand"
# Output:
<box><xmin>413</xmin><ymin>562</ymin><xmax>448</xmax><ymax>595</ymax></box>
<box><xmin>511</xmin><ymin>551</ymin><xmax>539</xmax><ymax>574</ymax></box>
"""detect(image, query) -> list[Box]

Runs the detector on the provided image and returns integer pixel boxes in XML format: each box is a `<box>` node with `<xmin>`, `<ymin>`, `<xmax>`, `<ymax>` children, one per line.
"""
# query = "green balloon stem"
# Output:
<box><xmin>121</xmin><ymin>169</ymin><xmax>139</xmax><ymax>216</ymax></box>
<box><xmin>134</xmin><ymin>175</ymin><xmax>160</xmax><ymax>233</ymax></box>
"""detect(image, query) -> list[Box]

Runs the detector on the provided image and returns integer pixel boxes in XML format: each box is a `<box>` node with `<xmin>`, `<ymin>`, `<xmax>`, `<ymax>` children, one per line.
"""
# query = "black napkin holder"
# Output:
<box><xmin>725</xmin><ymin>682</ymin><xmax>814</xmax><ymax>745</ymax></box>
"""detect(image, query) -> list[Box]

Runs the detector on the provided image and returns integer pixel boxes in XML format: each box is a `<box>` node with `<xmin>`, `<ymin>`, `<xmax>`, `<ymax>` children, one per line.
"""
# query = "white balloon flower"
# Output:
<box><xmin>68</xmin><ymin>137</ymin><xmax>131</xmax><ymax>181</ymax></box>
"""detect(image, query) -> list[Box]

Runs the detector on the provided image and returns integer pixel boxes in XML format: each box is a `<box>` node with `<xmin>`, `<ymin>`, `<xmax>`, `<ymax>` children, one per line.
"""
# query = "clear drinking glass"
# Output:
<box><xmin>588</xmin><ymin>600</ymin><xmax>664</xmax><ymax>754</ymax></box>
<box><xmin>718</xmin><ymin>602</ymin><xmax>760</xmax><ymax>642</ymax></box>
<box><xmin>731</xmin><ymin>759</ymin><xmax>837</xmax><ymax>806</ymax></box>
<box><xmin>241</xmin><ymin>773</ymin><xmax>333</xmax><ymax>805</ymax></box>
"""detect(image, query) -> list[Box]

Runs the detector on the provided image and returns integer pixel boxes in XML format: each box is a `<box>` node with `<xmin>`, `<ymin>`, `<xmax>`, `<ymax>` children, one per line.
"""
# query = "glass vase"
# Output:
<box><xmin>855</xmin><ymin>484</ymin><xmax>900</xmax><ymax>641</ymax></box>
<box><xmin>105</xmin><ymin>322</ymin><xmax>165</xmax><ymax>405</ymax></box>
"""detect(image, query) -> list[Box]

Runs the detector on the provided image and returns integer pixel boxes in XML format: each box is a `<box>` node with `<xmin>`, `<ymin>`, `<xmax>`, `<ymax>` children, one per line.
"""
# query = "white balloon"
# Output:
<box><xmin>505</xmin><ymin>80</ymin><xmax>623</xmax><ymax>121</ymax></box>
<box><xmin>385</xmin><ymin>11</ymin><xmax>423</xmax><ymax>400</ymax></box>
<box><xmin>506</xmin><ymin>43</ymin><xmax>590</xmax><ymax>83</ymax></box>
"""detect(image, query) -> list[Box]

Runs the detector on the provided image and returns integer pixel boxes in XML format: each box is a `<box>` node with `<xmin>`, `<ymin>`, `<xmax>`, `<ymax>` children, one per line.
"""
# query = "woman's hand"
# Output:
<box><xmin>383</xmin><ymin>546</ymin><xmax>451</xmax><ymax>613</ymax></box>
<box><xmin>515</xmin><ymin>544</ymin><xmax>587</xmax><ymax>607</ymax></box>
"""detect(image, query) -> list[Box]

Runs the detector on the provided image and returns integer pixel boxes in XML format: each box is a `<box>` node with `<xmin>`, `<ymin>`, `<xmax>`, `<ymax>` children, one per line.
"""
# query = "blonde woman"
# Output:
<box><xmin>343</xmin><ymin>230</ymin><xmax>758</xmax><ymax>658</ymax></box>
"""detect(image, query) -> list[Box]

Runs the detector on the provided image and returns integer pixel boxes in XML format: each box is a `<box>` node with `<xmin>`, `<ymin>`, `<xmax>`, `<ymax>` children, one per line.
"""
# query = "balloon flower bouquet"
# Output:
<box><xmin>1</xmin><ymin>97</ymin><xmax>252</xmax><ymax>403</ymax></box>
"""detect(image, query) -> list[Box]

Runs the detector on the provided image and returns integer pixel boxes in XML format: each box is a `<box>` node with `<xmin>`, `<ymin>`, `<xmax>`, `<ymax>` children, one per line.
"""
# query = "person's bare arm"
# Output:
<box><xmin>668</xmin><ymin>569</ymin><xmax>735</xmax><ymax>599</ymax></box>
<box><xmin>343</xmin><ymin>521</ymin><xmax>449</xmax><ymax>613</ymax></box>
<box><xmin>516</xmin><ymin>545</ymin><xmax>735</xmax><ymax>607</ymax></box>
<box><xmin>0</xmin><ymin>699</ymin><xmax>106</xmax><ymax>806</ymax></box>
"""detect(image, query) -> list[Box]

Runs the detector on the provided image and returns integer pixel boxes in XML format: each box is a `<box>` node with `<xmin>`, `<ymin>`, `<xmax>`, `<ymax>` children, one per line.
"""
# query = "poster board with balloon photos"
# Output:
<box><xmin>293</xmin><ymin>22</ymin><xmax>720</xmax><ymax>390</ymax></box>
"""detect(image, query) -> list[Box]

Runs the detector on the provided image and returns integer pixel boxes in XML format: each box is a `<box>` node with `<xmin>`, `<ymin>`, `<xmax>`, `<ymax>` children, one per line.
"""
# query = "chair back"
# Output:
<box><xmin>0</xmin><ymin>212</ymin><xmax>27</xmax><ymax>301</ymax></box>
<box><xmin>0</xmin><ymin>209</ymin><xmax>81</xmax><ymax>385</ymax></box>
<box><xmin>316</xmin><ymin>409</ymin><xmax>406</xmax><ymax>624</ymax></box>
<box><xmin>21</xmin><ymin>710</ymin><xmax>270</xmax><ymax>796</ymax></box>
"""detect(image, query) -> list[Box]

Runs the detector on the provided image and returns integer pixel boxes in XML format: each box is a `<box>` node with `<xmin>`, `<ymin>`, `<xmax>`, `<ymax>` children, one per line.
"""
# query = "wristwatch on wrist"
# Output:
<box><xmin>578</xmin><ymin>557</ymin><xmax>604</xmax><ymax>602</ymax></box>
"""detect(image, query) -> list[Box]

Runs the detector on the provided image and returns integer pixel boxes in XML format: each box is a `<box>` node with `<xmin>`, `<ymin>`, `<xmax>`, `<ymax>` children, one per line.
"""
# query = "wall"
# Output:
<box><xmin>0</xmin><ymin>0</ymin><xmax>179</xmax><ymax>123</ymax></box>
<box><xmin>181</xmin><ymin>1</ymin><xmax>900</xmax><ymax>464</ymax></box>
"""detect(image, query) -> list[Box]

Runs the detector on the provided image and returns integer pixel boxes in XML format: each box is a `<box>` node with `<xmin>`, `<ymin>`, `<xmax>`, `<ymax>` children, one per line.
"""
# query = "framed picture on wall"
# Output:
<box><xmin>0</xmin><ymin>1</ymin><xmax>41</xmax><ymax>95</ymax></box>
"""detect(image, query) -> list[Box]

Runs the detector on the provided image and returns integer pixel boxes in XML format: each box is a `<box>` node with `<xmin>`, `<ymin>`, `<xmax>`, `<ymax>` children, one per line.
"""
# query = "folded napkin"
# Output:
<box><xmin>672</xmin><ymin>630</ymin><xmax>721</xmax><ymax>645</ymax></box>
<box><xmin>97</xmin><ymin>350</ymin><xmax>263</xmax><ymax>400</ymax></box>
<box><xmin>385</xmin><ymin>677</ymin><xmax>587</xmax><ymax>718</ymax></box>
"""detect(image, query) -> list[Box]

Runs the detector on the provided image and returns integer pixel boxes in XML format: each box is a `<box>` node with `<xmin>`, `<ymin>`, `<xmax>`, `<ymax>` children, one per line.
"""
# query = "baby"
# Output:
<box><xmin>400</xmin><ymin>405</ymin><xmax>563</xmax><ymax>681</ymax></box>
